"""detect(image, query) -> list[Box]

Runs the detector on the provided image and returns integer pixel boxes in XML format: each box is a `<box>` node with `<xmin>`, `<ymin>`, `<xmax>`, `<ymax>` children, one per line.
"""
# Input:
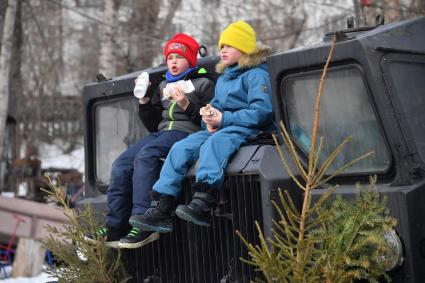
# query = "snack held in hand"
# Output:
<box><xmin>134</xmin><ymin>72</ymin><xmax>150</xmax><ymax>98</ymax></box>
<box><xmin>201</xmin><ymin>104</ymin><xmax>217</xmax><ymax>117</ymax></box>
<box><xmin>162</xmin><ymin>79</ymin><xmax>195</xmax><ymax>100</ymax></box>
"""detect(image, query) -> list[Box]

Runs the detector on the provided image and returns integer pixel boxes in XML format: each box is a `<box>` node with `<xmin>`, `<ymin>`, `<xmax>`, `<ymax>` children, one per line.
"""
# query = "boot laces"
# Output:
<box><xmin>95</xmin><ymin>227</ymin><xmax>108</xmax><ymax>237</ymax></box>
<box><xmin>127</xmin><ymin>227</ymin><xmax>140</xmax><ymax>238</ymax></box>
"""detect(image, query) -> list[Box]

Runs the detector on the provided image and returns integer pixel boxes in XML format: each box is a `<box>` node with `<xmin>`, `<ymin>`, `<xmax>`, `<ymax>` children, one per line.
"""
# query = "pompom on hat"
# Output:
<box><xmin>218</xmin><ymin>20</ymin><xmax>256</xmax><ymax>54</ymax></box>
<box><xmin>164</xmin><ymin>33</ymin><xmax>200</xmax><ymax>67</ymax></box>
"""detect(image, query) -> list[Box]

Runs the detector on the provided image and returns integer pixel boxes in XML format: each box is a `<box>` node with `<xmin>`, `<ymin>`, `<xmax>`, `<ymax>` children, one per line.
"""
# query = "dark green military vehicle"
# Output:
<box><xmin>80</xmin><ymin>16</ymin><xmax>425</xmax><ymax>282</ymax></box>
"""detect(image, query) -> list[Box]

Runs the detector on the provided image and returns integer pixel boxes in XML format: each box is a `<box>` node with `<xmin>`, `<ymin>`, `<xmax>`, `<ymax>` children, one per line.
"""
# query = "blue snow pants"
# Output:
<box><xmin>153</xmin><ymin>126</ymin><xmax>258</xmax><ymax>197</ymax></box>
<box><xmin>106</xmin><ymin>130</ymin><xmax>188</xmax><ymax>230</ymax></box>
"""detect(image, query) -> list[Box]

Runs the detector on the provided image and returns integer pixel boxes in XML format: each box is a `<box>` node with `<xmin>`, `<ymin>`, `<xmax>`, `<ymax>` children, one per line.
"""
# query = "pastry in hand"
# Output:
<box><xmin>202</xmin><ymin>104</ymin><xmax>217</xmax><ymax>117</ymax></box>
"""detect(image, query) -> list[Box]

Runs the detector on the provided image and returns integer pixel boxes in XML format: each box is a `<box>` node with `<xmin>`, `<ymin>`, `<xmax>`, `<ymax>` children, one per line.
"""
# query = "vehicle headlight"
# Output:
<box><xmin>381</xmin><ymin>229</ymin><xmax>403</xmax><ymax>271</ymax></box>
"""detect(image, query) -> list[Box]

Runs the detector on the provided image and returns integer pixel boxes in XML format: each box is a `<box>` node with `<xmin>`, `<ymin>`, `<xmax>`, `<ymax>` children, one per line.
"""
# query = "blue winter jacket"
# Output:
<box><xmin>207</xmin><ymin>63</ymin><xmax>275</xmax><ymax>132</ymax></box>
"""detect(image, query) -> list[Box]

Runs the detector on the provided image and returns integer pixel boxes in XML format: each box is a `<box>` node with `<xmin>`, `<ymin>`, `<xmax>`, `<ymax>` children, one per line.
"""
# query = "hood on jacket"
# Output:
<box><xmin>215</xmin><ymin>43</ymin><xmax>272</xmax><ymax>74</ymax></box>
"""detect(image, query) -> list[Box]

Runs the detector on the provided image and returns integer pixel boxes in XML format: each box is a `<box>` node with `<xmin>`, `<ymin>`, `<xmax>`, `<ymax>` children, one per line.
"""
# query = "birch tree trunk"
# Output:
<box><xmin>0</xmin><ymin>0</ymin><xmax>18</xmax><ymax>160</ymax></box>
<box><xmin>98</xmin><ymin>0</ymin><xmax>119</xmax><ymax>78</ymax></box>
<box><xmin>353</xmin><ymin>0</ymin><xmax>362</xmax><ymax>26</ymax></box>
<box><xmin>158</xmin><ymin>0</ymin><xmax>182</xmax><ymax>38</ymax></box>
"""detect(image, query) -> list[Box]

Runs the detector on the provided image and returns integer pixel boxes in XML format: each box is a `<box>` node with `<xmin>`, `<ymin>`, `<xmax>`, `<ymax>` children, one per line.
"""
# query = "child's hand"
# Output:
<box><xmin>203</xmin><ymin>111</ymin><xmax>222</xmax><ymax>128</ymax></box>
<box><xmin>200</xmin><ymin>104</ymin><xmax>215</xmax><ymax>117</ymax></box>
<box><xmin>170</xmin><ymin>87</ymin><xmax>190</xmax><ymax>110</ymax></box>
<box><xmin>206</xmin><ymin>123</ymin><xmax>218</xmax><ymax>133</ymax></box>
<box><xmin>201</xmin><ymin>104</ymin><xmax>222</xmax><ymax>127</ymax></box>
<box><xmin>139</xmin><ymin>97</ymin><xmax>150</xmax><ymax>104</ymax></box>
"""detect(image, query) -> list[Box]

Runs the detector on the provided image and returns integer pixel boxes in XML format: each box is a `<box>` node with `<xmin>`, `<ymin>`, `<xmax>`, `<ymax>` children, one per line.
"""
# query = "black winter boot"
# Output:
<box><xmin>129</xmin><ymin>191</ymin><xmax>176</xmax><ymax>233</ymax></box>
<box><xmin>175</xmin><ymin>182</ymin><xmax>217</xmax><ymax>227</ymax></box>
<box><xmin>118</xmin><ymin>226</ymin><xmax>160</xmax><ymax>249</ymax></box>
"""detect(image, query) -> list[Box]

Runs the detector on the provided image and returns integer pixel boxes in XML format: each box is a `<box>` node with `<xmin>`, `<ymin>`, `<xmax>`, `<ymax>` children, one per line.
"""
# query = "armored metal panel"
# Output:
<box><xmin>125</xmin><ymin>174</ymin><xmax>264</xmax><ymax>283</ymax></box>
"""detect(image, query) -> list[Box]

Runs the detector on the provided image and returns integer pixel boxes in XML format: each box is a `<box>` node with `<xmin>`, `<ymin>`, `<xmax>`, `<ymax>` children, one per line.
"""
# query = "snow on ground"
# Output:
<box><xmin>39</xmin><ymin>144</ymin><xmax>84</xmax><ymax>174</ymax></box>
<box><xmin>0</xmin><ymin>269</ymin><xmax>57</xmax><ymax>283</ymax></box>
<box><xmin>0</xmin><ymin>145</ymin><xmax>83</xmax><ymax>282</ymax></box>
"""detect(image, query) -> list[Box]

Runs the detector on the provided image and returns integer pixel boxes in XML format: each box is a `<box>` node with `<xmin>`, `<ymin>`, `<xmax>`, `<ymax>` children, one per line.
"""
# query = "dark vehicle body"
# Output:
<box><xmin>80</xmin><ymin>17</ymin><xmax>425</xmax><ymax>282</ymax></box>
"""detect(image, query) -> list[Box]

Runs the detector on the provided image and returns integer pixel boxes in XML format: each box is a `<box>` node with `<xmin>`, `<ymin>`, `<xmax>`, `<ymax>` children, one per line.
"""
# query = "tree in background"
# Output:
<box><xmin>117</xmin><ymin>0</ymin><xmax>183</xmax><ymax>74</ymax></box>
<box><xmin>0</xmin><ymin>0</ymin><xmax>188</xmax><ymax>194</ymax></box>
<box><xmin>357</xmin><ymin>0</ymin><xmax>425</xmax><ymax>25</ymax></box>
<box><xmin>98</xmin><ymin>0</ymin><xmax>120</xmax><ymax>79</ymax></box>
<box><xmin>0</xmin><ymin>0</ymin><xmax>17</xmax><ymax>179</ymax></box>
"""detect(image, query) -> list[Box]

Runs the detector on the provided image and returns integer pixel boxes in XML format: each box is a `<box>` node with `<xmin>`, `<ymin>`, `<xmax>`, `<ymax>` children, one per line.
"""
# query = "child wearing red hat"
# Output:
<box><xmin>85</xmin><ymin>33</ymin><xmax>215</xmax><ymax>249</ymax></box>
<box><xmin>164</xmin><ymin>33</ymin><xmax>199</xmax><ymax>67</ymax></box>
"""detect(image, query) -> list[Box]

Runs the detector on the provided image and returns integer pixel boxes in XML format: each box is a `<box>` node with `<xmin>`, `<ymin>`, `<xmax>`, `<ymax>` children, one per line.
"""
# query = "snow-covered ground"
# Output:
<box><xmin>0</xmin><ymin>273</ymin><xmax>55</xmax><ymax>283</ymax></box>
<box><xmin>39</xmin><ymin>144</ymin><xmax>84</xmax><ymax>174</ymax></box>
<box><xmin>0</xmin><ymin>266</ymin><xmax>57</xmax><ymax>283</ymax></box>
<box><xmin>0</xmin><ymin>143</ymin><xmax>83</xmax><ymax>282</ymax></box>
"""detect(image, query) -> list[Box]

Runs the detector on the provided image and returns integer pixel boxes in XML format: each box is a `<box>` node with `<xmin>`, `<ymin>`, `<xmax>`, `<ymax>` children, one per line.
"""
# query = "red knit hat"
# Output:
<box><xmin>164</xmin><ymin>33</ymin><xmax>199</xmax><ymax>67</ymax></box>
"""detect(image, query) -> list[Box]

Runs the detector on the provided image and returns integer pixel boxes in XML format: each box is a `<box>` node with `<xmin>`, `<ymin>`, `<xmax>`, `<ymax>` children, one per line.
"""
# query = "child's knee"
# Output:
<box><xmin>111</xmin><ymin>159</ymin><xmax>129</xmax><ymax>174</ymax></box>
<box><xmin>170</xmin><ymin>140</ymin><xmax>189</xmax><ymax>154</ymax></box>
<box><xmin>134</xmin><ymin>146</ymin><xmax>157</xmax><ymax>160</ymax></box>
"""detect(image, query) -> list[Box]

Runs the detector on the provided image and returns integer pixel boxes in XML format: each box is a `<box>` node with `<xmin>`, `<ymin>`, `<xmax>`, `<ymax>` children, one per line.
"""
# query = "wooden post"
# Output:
<box><xmin>12</xmin><ymin>237</ymin><xmax>46</xmax><ymax>277</ymax></box>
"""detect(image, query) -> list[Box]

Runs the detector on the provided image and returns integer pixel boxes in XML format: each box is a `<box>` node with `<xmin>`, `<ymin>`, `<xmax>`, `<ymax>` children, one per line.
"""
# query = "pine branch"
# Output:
<box><xmin>237</xmin><ymin>34</ymin><xmax>395</xmax><ymax>283</ymax></box>
<box><xmin>41</xmin><ymin>176</ymin><xmax>130</xmax><ymax>283</ymax></box>
<box><xmin>273</xmin><ymin>134</ymin><xmax>306</xmax><ymax>191</ymax></box>
<box><xmin>311</xmin><ymin>136</ymin><xmax>324</xmax><ymax>176</ymax></box>
<box><xmin>279</xmin><ymin>121</ymin><xmax>308</xmax><ymax>180</ymax></box>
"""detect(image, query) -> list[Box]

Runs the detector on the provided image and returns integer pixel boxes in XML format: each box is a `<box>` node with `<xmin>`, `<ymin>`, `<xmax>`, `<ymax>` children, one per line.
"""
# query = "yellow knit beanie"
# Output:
<box><xmin>218</xmin><ymin>20</ymin><xmax>256</xmax><ymax>54</ymax></box>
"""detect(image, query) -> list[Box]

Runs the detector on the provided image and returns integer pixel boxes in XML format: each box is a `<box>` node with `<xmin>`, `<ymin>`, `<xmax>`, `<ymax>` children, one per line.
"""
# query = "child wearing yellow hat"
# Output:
<box><xmin>218</xmin><ymin>20</ymin><xmax>257</xmax><ymax>54</ymax></box>
<box><xmin>132</xmin><ymin>20</ymin><xmax>275</xmax><ymax>231</ymax></box>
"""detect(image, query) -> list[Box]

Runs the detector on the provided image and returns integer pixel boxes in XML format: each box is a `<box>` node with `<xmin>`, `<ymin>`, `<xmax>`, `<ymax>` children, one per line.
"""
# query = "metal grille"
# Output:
<box><xmin>124</xmin><ymin>174</ymin><xmax>264</xmax><ymax>283</ymax></box>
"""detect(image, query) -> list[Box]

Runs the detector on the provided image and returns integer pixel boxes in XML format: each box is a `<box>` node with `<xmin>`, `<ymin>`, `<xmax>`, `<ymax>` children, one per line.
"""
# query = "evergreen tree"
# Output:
<box><xmin>237</xmin><ymin>36</ymin><xmax>396</xmax><ymax>283</ymax></box>
<box><xmin>42</xmin><ymin>177</ymin><xmax>130</xmax><ymax>283</ymax></box>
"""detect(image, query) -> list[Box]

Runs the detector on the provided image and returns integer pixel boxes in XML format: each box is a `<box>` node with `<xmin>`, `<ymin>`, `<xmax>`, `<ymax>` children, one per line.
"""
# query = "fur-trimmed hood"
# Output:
<box><xmin>215</xmin><ymin>43</ymin><xmax>272</xmax><ymax>74</ymax></box>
